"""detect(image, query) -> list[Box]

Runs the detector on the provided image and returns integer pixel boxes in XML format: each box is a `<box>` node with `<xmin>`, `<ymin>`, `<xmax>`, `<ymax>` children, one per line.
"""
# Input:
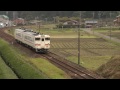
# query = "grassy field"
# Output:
<box><xmin>6</xmin><ymin>25</ymin><xmax>120</xmax><ymax>72</ymax></box>
<box><xmin>29</xmin><ymin>58</ymin><xmax>71</xmax><ymax>79</ymax></box>
<box><xmin>67</xmin><ymin>56</ymin><xmax>111</xmax><ymax>70</ymax></box>
<box><xmin>13</xmin><ymin>43</ymin><xmax>71</xmax><ymax>79</ymax></box>
<box><xmin>93</xmin><ymin>28</ymin><xmax>120</xmax><ymax>39</ymax></box>
<box><xmin>11</xmin><ymin>48</ymin><xmax>71</xmax><ymax>79</ymax></box>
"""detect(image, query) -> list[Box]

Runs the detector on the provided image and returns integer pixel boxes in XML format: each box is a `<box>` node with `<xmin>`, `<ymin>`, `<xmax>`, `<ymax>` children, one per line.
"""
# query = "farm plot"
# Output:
<box><xmin>50</xmin><ymin>38</ymin><xmax>120</xmax><ymax>70</ymax></box>
<box><xmin>50</xmin><ymin>38</ymin><xmax>120</xmax><ymax>56</ymax></box>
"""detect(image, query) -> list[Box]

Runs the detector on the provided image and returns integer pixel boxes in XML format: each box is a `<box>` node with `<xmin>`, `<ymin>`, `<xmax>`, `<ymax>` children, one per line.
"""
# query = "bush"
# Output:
<box><xmin>0</xmin><ymin>56</ymin><xmax>18</xmax><ymax>79</ymax></box>
<box><xmin>0</xmin><ymin>39</ymin><xmax>47</xmax><ymax>79</ymax></box>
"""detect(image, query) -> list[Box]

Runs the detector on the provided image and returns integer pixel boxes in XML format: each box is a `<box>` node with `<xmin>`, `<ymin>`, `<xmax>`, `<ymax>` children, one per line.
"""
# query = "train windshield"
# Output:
<box><xmin>35</xmin><ymin>38</ymin><xmax>40</xmax><ymax>40</ymax></box>
<box><xmin>45</xmin><ymin>38</ymin><xmax>50</xmax><ymax>40</ymax></box>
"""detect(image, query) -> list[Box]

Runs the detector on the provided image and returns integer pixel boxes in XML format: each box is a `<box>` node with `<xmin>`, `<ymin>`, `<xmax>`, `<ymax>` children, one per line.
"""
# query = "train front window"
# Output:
<box><xmin>45</xmin><ymin>38</ymin><xmax>50</xmax><ymax>40</ymax></box>
<box><xmin>35</xmin><ymin>38</ymin><xmax>40</xmax><ymax>41</ymax></box>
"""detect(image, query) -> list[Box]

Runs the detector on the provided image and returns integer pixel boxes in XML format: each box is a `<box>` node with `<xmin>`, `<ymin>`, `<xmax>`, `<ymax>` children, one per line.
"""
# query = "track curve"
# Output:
<box><xmin>0</xmin><ymin>27</ymin><xmax>104</xmax><ymax>79</ymax></box>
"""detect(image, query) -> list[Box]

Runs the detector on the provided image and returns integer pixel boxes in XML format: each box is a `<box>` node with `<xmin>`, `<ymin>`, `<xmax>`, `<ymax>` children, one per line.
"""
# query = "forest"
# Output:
<box><xmin>0</xmin><ymin>11</ymin><xmax>119</xmax><ymax>20</ymax></box>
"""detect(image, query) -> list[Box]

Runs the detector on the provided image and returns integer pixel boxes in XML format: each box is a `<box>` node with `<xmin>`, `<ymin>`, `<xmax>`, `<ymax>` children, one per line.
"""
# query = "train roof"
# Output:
<box><xmin>15</xmin><ymin>28</ymin><xmax>50</xmax><ymax>37</ymax></box>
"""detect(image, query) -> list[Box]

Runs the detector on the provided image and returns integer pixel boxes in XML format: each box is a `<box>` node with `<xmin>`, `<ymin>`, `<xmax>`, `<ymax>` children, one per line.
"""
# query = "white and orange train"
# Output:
<box><xmin>14</xmin><ymin>28</ymin><xmax>50</xmax><ymax>53</ymax></box>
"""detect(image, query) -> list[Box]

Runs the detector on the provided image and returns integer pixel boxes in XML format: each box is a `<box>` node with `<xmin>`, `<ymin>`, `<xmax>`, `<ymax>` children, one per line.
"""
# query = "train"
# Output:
<box><xmin>14</xmin><ymin>28</ymin><xmax>50</xmax><ymax>53</ymax></box>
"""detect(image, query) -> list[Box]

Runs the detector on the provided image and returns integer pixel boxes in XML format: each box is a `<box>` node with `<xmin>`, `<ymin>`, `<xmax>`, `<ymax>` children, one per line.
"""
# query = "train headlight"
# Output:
<box><xmin>35</xmin><ymin>44</ymin><xmax>41</xmax><ymax>46</ymax></box>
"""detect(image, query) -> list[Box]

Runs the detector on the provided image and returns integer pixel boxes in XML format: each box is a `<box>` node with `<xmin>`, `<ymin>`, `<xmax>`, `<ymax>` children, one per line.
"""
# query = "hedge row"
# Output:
<box><xmin>0</xmin><ymin>56</ymin><xmax>18</xmax><ymax>79</ymax></box>
<box><xmin>0</xmin><ymin>39</ymin><xmax>47</xmax><ymax>79</ymax></box>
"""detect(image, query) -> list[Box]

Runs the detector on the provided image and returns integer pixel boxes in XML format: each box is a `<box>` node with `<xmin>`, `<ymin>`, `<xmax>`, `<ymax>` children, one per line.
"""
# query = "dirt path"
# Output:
<box><xmin>82</xmin><ymin>28</ymin><xmax>120</xmax><ymax>44</ymax></box>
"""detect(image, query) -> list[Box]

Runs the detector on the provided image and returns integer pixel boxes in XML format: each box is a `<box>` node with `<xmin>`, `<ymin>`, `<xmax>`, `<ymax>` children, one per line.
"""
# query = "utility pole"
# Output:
<box><xmin>39</xmin><ymin>17</ymin><xmax>41</xmax><ymax>34</ymax></box>
<box><xmin>45</xmin><ymin>18</ymin><xmax>47</xmax><ymax>24</ymax></box>
<box><xmin>53</xmin><ymin>17</ymin><xmax>56</xmax><ymax>24</ymax></box>
<box><xmin>93</xmin><ymin>11</ymin><xmax>95</xmax><ymax>34</ymax></box>
<box><xmin>110</xmin><ymin>11</ymin><xmax>112</xmax><ymax>40</ymax></box>
<box><xmin>78</xmin><ymin>11</ymin><xmax>81</xmax><ymax>65</ymax></box>
<box><xmin>39</xmin><ymin>22</ymin><xmax>40</xmax><ymax>34</ymax></box>
<box><xmin>13</xmin><ymin>11</ymin><xmax>18</xmax><ymax>20</ymax></box>
<box><xmin>98</xmin><ymin>11</ymin><xmax>101</xmax><ymax>27</ymax></box>
<box><xmin>6</xmin><ymin>11</ymin><xmax>8</xmax><ymax>16</ymax></box>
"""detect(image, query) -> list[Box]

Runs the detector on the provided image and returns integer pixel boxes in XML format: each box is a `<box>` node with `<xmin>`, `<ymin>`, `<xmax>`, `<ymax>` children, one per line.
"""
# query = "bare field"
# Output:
<box><xmin>50</xmin><ymin>38</ymin><xmax>120</xmax><ymax>56</ymax></box>
<box><xmin>50</xmin><ymin>38</ymin><xmax>120</xmax><ymax>70</ymax></box>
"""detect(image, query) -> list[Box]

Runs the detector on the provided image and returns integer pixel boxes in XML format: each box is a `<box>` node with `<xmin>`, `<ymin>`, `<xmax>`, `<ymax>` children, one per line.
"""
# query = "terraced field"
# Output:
<box><xmin>50</xmin><ymin>38</ymin><xmax>120</xmax><ymax>56</ymax></box>
<box><xmin>49</xmin><ymin>37</ymin><xmax>120</xmax><ymax>70</ymax></box>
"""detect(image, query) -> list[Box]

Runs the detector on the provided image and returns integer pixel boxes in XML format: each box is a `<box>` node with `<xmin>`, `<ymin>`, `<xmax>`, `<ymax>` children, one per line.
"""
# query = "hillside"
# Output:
<box><xmin>96</xmin><ymin>56</ymin><xmax>120</xmax><ymax>79</ymax></box>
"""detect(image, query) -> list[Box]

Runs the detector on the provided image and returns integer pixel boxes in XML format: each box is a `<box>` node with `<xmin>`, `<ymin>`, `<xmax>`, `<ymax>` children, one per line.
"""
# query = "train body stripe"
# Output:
<box><xmin>24</xmin><ymin>39</ymin><xmax>34</xmax><ymax>45</ymax></box>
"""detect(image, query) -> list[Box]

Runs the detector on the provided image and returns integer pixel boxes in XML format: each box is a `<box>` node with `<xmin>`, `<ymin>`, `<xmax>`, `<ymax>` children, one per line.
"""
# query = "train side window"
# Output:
<box><xmin>35</xmin><ymin>38</ymin><xmax>40</xmax><ymax>40</ymax></box>
<box><xmin>42</xmin><ymin>38</ymin><xmax>44</xmax><ymax>41</ymax></box>
<box><xmin>45</xmin><ymin>38</ymin><xmax>50</xmax><ymax>40</ymax></box>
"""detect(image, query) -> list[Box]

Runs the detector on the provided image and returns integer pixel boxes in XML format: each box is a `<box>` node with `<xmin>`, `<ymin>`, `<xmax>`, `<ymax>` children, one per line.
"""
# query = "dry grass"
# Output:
<box><xmin>96</xmin><ymin>55</ymin><xmax>120</xmax><ymax>79</ymax></box>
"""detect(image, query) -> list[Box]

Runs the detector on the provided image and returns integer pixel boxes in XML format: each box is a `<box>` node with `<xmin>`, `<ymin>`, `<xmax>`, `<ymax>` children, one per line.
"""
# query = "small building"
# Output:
<box><xmin>113</xmin><ymin>15</ymin><xmax>120</xmax><ymax>26</ymax></box>
<box><xmin>0</xmin><ymin>15</ymin><xmax>9</xmax><ymax>21</ymax></box>
<box><xmin>29</xmin><ymin>20</ymin><xmax>42</xmax><ymax>25</ymax></box>
<box><xmin>57</xmin><ymin>20</ymin><xmax>80</xmax><ymax>28</ymax></box>
<box><xmin>0</xmin><ymin>15</ymin><xmax>9</xmax><ymax>27</ymax></box>
<box><xmin>13</xmin><ymin>18</ymin><xmax>25</xmax><ymax>26</ymax></box>
<box><xmin>63</xmin><ymin>20</ymin><xmax>79</xmax><ymax>25</ymax></box>
<box><xmin>85</xmin><ymin>20</ymin><xmax>98</xmax><ymax>28</ymax></box>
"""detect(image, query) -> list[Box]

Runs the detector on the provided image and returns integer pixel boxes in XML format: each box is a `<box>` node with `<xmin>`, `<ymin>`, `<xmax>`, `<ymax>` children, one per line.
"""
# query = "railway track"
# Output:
<box><xmin>0</xmin><ymin>27</ymin><xmax>15</xmax><ymax>43</ymax></box>
<box><xmin>0</xmin><ymin>27</ymin><xmax>104</xmax><ymax>79</ymax></box>
<box><xmin>40</xmin><ymin>52</ymin><xmax>103</xmax><ymax>79</ymax></box>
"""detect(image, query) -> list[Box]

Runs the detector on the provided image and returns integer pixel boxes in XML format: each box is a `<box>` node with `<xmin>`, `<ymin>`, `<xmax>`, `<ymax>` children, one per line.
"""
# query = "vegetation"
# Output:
<box><xmin>0</xmin><ymin>39</ymin><xmax>47</xmax><ymax>79</ymax></box>
<box><xmin>29</xmin><ymin>58</ymin><xmax>71</xmax><ymax>79</ymax></box>
<box><xmin>12</xmin><ymin>42</ymin><xmax>71</xmax><ymax>79</ymax></box>
<box><xmin>0</xmin><ymin>56</ymin><xmax>18</xmax><ymax>79</ymax></box>
<box><xmin>0</xmin><ymin>29</ymin><xmax>70</xmax><ymax>79</ymax></box>
<box><xmin>67</xmin><ymin>56</ymin><xmax>111</xmax><ymax>70</ymax></box>
<box><xmin>96</xmin><ymin>56</ymin><xmax>120</xmax><ymax>79</ymax></box>
<box><xmin>11</xmin><ymin>46</ymin><xmax>71</xmax><ymax>79</ymax></box>
<box><xmin>94</xmin><ymin>27</ymin><xmax>120</xmax><ymax>30</ymax></box>
<box><xmin>1</xmin><ymin>11</ymin><xmax>119</xmax><ymax>20</ymax></box>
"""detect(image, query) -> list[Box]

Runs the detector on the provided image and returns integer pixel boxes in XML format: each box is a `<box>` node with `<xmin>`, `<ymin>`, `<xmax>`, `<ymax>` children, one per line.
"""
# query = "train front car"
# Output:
<box><xmin>34</xmin><ymin>34</ymin><xmax>50</xmax><ymax>53</ymax></box>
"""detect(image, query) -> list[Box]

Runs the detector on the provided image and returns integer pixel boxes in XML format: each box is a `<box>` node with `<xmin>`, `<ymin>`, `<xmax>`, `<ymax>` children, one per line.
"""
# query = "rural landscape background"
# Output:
<box><xmin>0</xmin><ymin>11</ymin><xmax>120</xmax><ymax>79</ymax></box>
